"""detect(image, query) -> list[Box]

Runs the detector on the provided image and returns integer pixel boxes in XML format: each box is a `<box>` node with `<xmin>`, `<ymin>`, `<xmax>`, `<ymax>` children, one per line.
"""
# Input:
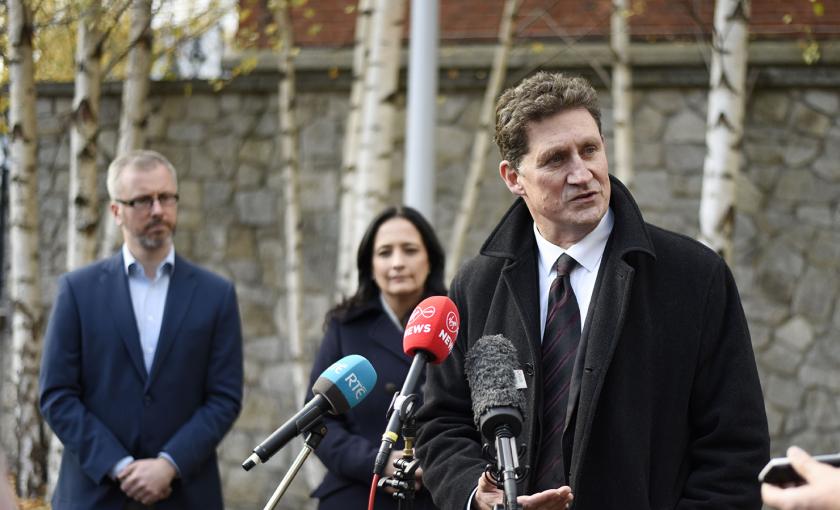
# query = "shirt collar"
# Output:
<box><xmin>534</xmin><ymin>207</ymin><xmax>614</xmax><ymax>275</ymax></box>
<box><xmin>122</xmin><ymin>244</ymin><xmax>175</xmax><ymax>278</ymax></box>
<box><xmin>379</xmin><ymin>293</ymin><xmax>404</xmax><ymax>332</ymax></box>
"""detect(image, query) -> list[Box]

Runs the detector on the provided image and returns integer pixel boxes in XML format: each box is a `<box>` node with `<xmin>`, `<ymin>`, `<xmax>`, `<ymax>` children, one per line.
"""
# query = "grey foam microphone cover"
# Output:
<box><xmin>465</xmin><ymin>334</ymin><xmax>527</xmax><ymax>433</ymax></box>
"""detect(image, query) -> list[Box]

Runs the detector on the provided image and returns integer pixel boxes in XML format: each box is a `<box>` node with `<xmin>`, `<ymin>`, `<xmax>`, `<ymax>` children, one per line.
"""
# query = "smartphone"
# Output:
<box><xmin>758</xmin><ymin>452</ymin><xmax>840</xmax><ymax>486</ymax></box>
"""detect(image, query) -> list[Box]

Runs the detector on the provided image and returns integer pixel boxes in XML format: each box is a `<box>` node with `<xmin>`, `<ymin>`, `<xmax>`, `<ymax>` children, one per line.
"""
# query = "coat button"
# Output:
<box><xmin>144</xmin><ymin>395</ymin><xmax>153</xmax><ymax>407</ymax></box>
<box><xmin>524</xmin><ymin>363</ymin><xmax>534</xmax><ymax>376</ymax></box>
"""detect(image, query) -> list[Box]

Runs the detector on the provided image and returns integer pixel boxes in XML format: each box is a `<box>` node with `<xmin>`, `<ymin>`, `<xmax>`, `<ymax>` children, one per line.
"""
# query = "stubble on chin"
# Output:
<box><xmin>138</xmin><ymin>225</ymin><xmax>176</xmax><ymax>251</ymax></box>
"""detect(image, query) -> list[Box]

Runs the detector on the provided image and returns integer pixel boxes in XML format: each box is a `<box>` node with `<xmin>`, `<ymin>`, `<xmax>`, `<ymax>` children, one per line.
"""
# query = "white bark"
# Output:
<box><xmin>336</xmin><ymin>0</ymin><xmax>373</xmax><ymax>299</ymax></box>
<box><xmin>68</xmin><ymin>0</ymin><xmax>103</xmax><ymax>271</ymax></box>
<box><xmin>610</xmin><ymin>0</ymin><xmax>634</xmax><ymax>188</ymax></box>
<box><xmin>8</xmin><ymin>0</ymin><xmax>47</xmax><ymax>498</ymax></box>
<box><xmin>446</xmin><ymin>0</ymin><xmax>519</xmax><ymax>282</ymax></box>
<box><xmin>101</xmin><ymin>0</ymin><xmax>153</xmax><ymax>257</ymax></box>
<box><xmin>274</xmin><ymin>0</ymin><xmax>321</xmax><ymax>488</ymax></box>
<box><xmin>353</xmin><ymin>0</ymin><xmax>405</xmax><ymax>248</ymax></box>
<box><xmin>699</xmin><ymin>0</ymin><xmax>750</xmax><ymax>262</ymax></box>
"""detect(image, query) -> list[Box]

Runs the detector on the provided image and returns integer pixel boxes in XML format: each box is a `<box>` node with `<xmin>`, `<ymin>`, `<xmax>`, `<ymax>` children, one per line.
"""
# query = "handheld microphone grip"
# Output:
<box><xmin>243</xmin><ymin>354</ymin><xmax>377</xmax><ymax>471</ymax></box>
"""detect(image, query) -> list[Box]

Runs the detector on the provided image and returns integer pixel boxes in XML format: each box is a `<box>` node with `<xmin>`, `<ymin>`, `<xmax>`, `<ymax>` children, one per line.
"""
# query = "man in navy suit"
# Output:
<box><xmin>40</xmin><ymin>150</ymin><xmax>243</xmax><ymax>509</ymax></box>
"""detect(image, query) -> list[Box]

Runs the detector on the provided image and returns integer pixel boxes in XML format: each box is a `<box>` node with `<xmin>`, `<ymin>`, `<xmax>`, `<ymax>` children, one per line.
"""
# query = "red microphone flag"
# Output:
<box><xmin>403</xmin><ymin>295</ymin><xmax>460</xmax><ymax>364</ymax></box>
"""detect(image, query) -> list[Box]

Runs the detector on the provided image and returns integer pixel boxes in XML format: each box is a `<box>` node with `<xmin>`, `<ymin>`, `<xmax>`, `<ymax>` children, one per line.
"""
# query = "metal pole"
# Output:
<box><xmin>403</xmin><ymin>0</ymin><xmax>439</xmax><ymax>222</ymax></box>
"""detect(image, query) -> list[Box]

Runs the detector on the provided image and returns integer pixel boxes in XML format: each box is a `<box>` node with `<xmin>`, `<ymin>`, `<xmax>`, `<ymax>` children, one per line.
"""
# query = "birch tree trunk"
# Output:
<box><xmin>336</xmin><ymin>0</ymin><xmax>373</xmax><ymax>299</ymax></box>
<box><xmin>610</xmin><ymin>0</ymin><xmax>635</xmax><ymax>188</ymax></box>
<box><xmin>68</xmin><ymin>1</ymin><xmax>103</xmax><ymax>271</ymax></box>
<box><xmin>274</xmin><ymin>0</ymin><xmax>318</xmax><ymax>487</ymax></box>
<box><xmin>446</xmin><ymin>0</ymin><xmax>519</xmax><ymax>282</ymax></box>
<box><xmin>101</xmin><ymin>0</ymin><xmax>153</xmax><ymax>257</ymax></box>
<box><xmin>353</xmin><ymin>0</ymin><xmax>405</xmax><ymax>249</ymax></box>
<box><xmin>699</xmin><ymin>0</ymin><xmax>750</xmax><ymax>262</ymax></box>
<box><xmin>8</xmin><ymin>0</ymin><xmax>47</xmax><ymax>498</ymax></box>
<box><xmin>52</xmin><ymin>1</ymin><xmax>105</xmax><ymax>491</ymax></box>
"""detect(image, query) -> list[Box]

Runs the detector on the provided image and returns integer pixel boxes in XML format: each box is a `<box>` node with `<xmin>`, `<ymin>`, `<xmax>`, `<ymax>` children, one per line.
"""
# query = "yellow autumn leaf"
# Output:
<box><xmin>307</xmin><ymin>23</ymin><xmax>323</xmax><ymax>36</ymax></box>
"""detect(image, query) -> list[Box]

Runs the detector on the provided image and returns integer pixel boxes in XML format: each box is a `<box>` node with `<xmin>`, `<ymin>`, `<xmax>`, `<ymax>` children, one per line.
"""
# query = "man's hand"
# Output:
<box><xmin>474</xmin><ymin>473</ymin><xmax>573</xmax><ymax>510</ymax></box>
<box><xmin>762</xmin><ymin>446</ymin><xmax>840</xmax><ymax>510</ymax></box>
<box><xmin>519</xmin><ymin>487</ymin><xmax>574</xmax><ymax>509</ymax></box>
<box><xmin>118</xmin><ymin>457</ymin><xmax>176</xmax><ymax>505</ymax></box>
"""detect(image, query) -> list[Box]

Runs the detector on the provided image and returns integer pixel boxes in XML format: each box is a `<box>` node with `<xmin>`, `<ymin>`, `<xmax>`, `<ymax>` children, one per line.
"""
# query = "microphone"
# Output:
<box><xmin>372</xmin><ymin>295</ymin><xmax>460</xmax><ymax>475</ymax></box>
<box><xmin>242</xmin><ymin>354</ymin><xmax>377</xmax><ymax>471</ymax></box>
<box><xmin>466</xmin><ymin>334</ymin><xmax>526</xmax><ymax>510</ymax></box>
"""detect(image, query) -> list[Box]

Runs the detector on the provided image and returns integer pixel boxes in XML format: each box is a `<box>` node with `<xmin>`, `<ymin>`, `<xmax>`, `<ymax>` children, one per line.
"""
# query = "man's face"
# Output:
<box><xmin>111</xmin><ymin>163</ymin><xmax>178</xmax><ymax>254</ymax></box>
<box><xmin>500</xmin><ymin>107</ymin><xmax>611</xmax><ymax>248</ymax></box>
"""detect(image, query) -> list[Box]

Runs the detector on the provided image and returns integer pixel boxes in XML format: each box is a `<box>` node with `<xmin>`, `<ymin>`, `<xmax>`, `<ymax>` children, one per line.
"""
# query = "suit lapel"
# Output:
<box><xmin>106</xmin><ymin>254</ymin><xmax>148</xmax><ymax>383</ymax></box>
<box><xmin>148</xmin><ymin>255</ymin><xmax>197</xmax><ymax>386</ymax></box>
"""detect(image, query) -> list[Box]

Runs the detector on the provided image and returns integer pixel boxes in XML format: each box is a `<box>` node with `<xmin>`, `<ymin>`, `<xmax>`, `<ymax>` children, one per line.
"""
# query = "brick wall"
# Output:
<box><xmin>238</xmin><ymin>0</ymin><xmax>839</xmax><ymax>48</ymax></box>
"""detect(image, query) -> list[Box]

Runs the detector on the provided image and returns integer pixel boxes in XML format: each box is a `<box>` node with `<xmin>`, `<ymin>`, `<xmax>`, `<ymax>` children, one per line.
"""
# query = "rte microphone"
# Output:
<box><xmin>242</xmin><ymin>354</ymin><xmax>377</xmax><ymax>471</ymax></box>
<box><xmin>372</xmin><ymin>295</ymin><xmax>460</xmax><ymax>476</ymax></box>
<box><xmin>466</xmin><ymin>334</ymin><xmax>527</xmax><ymax>510</ymax></box>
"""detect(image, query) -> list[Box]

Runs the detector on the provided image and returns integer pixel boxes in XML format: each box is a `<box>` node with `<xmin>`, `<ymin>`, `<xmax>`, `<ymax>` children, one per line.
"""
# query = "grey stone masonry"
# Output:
<box><xmin>4</xmin><ymin>65</ymin><xmax>840</xmax><ymax>508</ymax></box>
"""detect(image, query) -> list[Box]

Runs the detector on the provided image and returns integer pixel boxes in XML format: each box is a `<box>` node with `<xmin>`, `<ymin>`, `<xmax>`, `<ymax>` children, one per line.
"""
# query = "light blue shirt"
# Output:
<box><xmin>111</xmin><ymin>245</ymin><xmax>180</xmax><ymax>480</ymax></box>
<box><xmin>123</xmin><ymin>244</ymin><xmax>175</xmax><ymax>373</ymax></box>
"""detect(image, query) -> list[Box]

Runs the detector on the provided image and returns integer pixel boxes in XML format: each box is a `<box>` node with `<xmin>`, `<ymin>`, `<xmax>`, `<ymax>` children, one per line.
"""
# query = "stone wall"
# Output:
<box><xmin>3</xmin><ymin>66</ymin><xmax>840</xmax><ymax>508</ymax></box>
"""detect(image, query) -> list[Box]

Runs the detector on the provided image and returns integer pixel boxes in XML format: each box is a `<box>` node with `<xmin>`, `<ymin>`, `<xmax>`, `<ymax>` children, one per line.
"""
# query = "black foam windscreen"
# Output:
<box><xmin>465</xmin><ymin>334</ymin><xmax>526</xmax><ymax>434</ymax></box>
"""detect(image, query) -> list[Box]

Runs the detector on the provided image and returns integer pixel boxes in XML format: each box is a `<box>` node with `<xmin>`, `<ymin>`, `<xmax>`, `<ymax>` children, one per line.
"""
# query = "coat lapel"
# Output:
<box><xmin>568</xmin><ymin>177</ymin><xmax>655</xmax><ymax>486</ymax></box>
<box><xmin>500</xmin><ymin>254</ymin><xmax>541</xmax><ymax>351</ymax></box>
<box><xmin>568</xmin><ymin>253</ymin><xmax>634</xmax><ymax>485</ymax></box>
<box><xmin>105</xmin><ymin>254</ymin><xmax>148</xmax><ymax>383</ymax></box>
<box><xmin>148</xmin><ymin>255</ymin><xmax>197</xmax><ymax>386</ymax></box>
<box><xmin>368</xmin><ymin>314</ymin><xmax>410</xmax><ymax>365</ymax></box>
<box><xmin>483</xmin><ymin>198</ymin><xmax>541</xmax><ymax>350</ymax></box>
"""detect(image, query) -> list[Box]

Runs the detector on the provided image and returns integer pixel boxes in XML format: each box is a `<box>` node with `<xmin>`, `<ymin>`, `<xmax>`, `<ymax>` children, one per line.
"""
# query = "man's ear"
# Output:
<box><xmin>109</xmin><ymin>202</ymin><xmax>123</xmax><ymax>226</ymax></box>
<box><xmin>500</xmin><ymin>160</ymin><xmax>525</xmax><ymax>197</ymax></box>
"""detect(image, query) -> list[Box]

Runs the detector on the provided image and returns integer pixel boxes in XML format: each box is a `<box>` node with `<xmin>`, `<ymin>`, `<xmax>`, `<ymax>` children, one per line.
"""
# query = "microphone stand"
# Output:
<box><xmin>490</xmin><ymin>426</ymin><xmax>523</xmax><ymax>510</ymax></box>
<box><xmin>378</xmin><ymin>395</ymin><xmax>420</xmax><ymax>509</ymax></box>
<box><xmin>480</xmin><ymin>409</ymin><xmax>527</xmax><ymax>510</ymax></box>
<box><xmin>261</xmin><ymin>421</ymin><xmax>327</xmax><ymax>510</ymax></box>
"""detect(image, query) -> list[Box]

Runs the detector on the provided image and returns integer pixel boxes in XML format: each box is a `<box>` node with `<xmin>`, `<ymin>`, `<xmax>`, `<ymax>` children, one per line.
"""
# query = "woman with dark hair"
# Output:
<box><xmin>306</xmin><ymin>206</ymin><xmax>444</xmax><ymax>510</ymax></box>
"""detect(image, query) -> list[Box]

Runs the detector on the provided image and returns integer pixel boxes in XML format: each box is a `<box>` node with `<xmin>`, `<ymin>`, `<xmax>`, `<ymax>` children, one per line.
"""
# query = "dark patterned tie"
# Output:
<box><xmin>535</xmin><ymin>253</ymin><xmax>580</xmax><ymax>491</ymax></box>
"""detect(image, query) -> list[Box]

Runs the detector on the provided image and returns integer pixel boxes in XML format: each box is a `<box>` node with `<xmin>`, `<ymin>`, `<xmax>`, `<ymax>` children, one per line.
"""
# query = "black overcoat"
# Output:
<box><xmin>416</xmin><ymin>177</ymin><xmax>769</xmax><ymax>509</ymax></box>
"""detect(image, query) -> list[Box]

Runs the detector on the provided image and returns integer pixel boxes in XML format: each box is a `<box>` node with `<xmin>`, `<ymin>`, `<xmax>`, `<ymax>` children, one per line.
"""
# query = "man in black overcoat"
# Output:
<box><xmin>416</xmin><ymin>72</ymin><xmax>769</xmax><ymax>509</ymax></box>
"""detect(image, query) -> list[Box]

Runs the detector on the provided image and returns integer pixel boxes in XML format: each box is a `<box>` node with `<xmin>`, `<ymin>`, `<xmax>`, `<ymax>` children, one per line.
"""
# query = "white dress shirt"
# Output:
<box><xmin>534</xmin><ymin>208</ymin><xmax>614</xmax><ymax>339</ymax></box>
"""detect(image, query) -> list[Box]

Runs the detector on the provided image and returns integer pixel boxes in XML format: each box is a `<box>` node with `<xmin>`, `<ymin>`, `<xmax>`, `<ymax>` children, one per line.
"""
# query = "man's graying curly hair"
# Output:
<box><xmin>494</xmin><ymin>72</ymin><xmax>602</xmax><ymax>169</ymax></box>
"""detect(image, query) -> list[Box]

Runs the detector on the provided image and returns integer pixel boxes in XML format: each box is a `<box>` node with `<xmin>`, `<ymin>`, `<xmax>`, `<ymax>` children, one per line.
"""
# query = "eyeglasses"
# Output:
<box><xmin>115</xmin><ymin>193</ymin><xmax>179</xmax><ymax>211</ymax></box>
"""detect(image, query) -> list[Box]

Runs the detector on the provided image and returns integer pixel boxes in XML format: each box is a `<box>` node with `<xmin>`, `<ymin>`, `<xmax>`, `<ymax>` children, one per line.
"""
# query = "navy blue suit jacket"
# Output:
<box><xmin>39</xmin><ymin>253</ymin><xmax>243</xmax><ymax>510</ymax></box>
<box><xmin>306</xmin><ymin>300</ymin><xmax>436</xmax><ymax>510</ymax></box>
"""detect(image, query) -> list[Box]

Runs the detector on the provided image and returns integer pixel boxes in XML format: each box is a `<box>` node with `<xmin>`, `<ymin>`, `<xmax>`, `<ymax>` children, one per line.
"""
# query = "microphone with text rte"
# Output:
<box><xmin>466</xmin><ymin>334</ymin><xmax>528</xmax><ymax>510</ymax></box>
<box><xmin>242</xmin><ymin>354</ymin><xmax>377</xmax><ymax>471</ymax></box>
<box><xmin>372</xmin><ymin>295</ymin><xmax>460</xmax><ymax>476</ymax></box>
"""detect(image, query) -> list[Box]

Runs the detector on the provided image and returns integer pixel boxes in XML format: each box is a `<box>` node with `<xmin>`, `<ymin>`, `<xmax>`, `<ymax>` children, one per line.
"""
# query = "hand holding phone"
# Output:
<box><xmin>761</xmin><ymin>447</ymin><xmax>840</xmax><ymax>510</ymax></box>
<box><xmin>759</xmin><ymin>451</ymin><xmax>840</xmax><ymax>486</ymax></box>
